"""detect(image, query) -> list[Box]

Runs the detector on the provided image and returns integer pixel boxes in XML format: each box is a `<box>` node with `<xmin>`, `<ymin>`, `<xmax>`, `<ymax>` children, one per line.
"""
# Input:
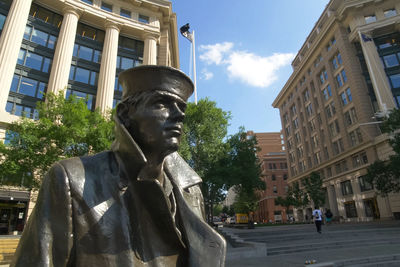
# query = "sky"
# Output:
<box><xmin>172</xmin><ymin>0</ymin><xmax>330</xmax><ymax>136</ymax></box>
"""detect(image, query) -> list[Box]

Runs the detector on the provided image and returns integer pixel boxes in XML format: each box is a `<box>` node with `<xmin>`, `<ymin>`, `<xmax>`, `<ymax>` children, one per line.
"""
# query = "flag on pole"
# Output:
<box><xmin>180</xmin><ymin>23</ymin><xmax>193</xmax><ymax>42</ymax></box>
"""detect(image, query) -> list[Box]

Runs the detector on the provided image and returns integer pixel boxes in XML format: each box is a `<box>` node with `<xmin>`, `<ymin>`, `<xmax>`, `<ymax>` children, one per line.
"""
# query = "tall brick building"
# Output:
<box><xmin>247</xmin><ymin>131</ymin><xmax>290</xmax><ymax>223</ymax></box>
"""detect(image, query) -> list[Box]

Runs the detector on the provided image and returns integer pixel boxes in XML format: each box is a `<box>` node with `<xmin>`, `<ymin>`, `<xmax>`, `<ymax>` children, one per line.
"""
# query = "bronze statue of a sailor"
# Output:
<box><xmin>12</xmin><ymin>65</ymin><xmax>226</xmax><ymax>267</ymax></box>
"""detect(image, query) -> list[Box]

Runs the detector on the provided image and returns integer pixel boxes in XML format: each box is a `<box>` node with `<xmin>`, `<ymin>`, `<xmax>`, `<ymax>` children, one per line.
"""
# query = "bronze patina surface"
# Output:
<box><xmin>12</xmin><ymin>65</ymin><xmax>226</xmax><ymax>267</ymax></box>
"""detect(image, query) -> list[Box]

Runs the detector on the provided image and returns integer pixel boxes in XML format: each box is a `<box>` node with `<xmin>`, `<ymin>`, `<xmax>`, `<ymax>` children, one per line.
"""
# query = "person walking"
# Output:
<box><xmin>312</xmin><ymin>206</ymin><xmax>323</xmax><ymax>233</ymax></box>
<box><xmin>325</xmin><ymin>209</ymin><xmax>333</xmax><ymax>225</ymax></box>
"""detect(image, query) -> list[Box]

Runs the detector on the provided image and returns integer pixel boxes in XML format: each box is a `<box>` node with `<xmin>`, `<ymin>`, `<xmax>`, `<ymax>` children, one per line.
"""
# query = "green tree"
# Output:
<box><xmin>302</xmin><ymin>172</ymin><xmax>325</xmax><ymax>208</ymax></box>
<box><xmin>178</xmin><ymin>98</ymin><xmax>231</xmax><ymax>222</ymax></box>
<box><xmin>276</xmin><ymin>181</ymin><xmax>309</xmax><ymax>215</ymax></box>
<box><xmin>0</xmin><ymin>92</ymin><xmax>114</xmax><ymax>188</ymax></box>
<box><xmin>365</xmin><ymin>108</ymin><xmax>400</xmax><ymax>195</ymax></box>
<box><xmin>229</xmin><ymin>128</ymin><xmax>265</xmax><ymax>216</ymax></box>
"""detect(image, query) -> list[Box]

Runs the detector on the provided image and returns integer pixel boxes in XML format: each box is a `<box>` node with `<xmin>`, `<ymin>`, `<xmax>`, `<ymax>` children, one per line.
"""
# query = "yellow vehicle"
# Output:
<box><xmin>235</xmin><ymin>213</ymin><xmax>249</xmax><ymax>224</ymax></box>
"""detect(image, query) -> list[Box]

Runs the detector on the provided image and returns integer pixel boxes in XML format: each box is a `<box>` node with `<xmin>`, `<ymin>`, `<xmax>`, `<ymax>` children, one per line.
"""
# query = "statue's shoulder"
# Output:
<box><xmin>164</xmin><ymin>152</ymin><xmax>202</xmax><ymax>189</ymax></box>
<box><xmin>51</xmin><ymin>151</ymin><xmax>117</xmax><ymax>187</ymax></box>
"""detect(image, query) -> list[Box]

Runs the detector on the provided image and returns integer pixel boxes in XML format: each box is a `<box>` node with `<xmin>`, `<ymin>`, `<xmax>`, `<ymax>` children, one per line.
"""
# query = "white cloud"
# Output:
<box><xmin>199</xmin><ymin>42</ymin><xmax>233</xmax><ymax>65</ymax></box>
<box><xmin>227</xmin><ymin>52</ymin><xmax>295</xmax><ymax>88</ymax></box>
<box><xmin>198</xmin><ymin>42</ymin><xmax>295</xmax><ymax>88</ymax></box>
<box><xmin>201</xmin><ymin>68</ymin><xmax>214</xmax><ymax>80</ymax></box>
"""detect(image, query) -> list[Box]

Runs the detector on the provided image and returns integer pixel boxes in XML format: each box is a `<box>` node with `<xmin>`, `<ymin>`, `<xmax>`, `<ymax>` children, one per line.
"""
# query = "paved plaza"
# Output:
<box><xmin>223</xmin><ymin>220</ymin><xmax>400</xmax><ymax>267</ymax></box>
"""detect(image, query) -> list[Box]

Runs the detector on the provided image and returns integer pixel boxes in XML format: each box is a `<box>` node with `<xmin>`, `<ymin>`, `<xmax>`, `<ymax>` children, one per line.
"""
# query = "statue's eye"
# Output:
<box><xmin>153</xmin><ymin>101</ymin><xmax>166</xmax><ymax>109</ymax></box>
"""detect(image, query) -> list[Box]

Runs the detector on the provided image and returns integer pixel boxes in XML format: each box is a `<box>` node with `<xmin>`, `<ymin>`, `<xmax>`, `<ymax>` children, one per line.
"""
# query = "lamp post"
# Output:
<box><xmin>180</xmin><ymin>23</ymin><xmax>197</xmax><ymax>104</ymax></box>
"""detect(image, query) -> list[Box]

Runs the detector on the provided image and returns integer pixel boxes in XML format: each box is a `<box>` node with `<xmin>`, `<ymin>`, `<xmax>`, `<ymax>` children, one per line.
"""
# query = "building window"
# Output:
<box><xmin>340</xmin><ymin>88</ymin><xmax>352</xmax><ymax>106</ymax></box>
<box><xmin>359</xmin><ymin>175</ymin><xmax>373</xmax><ymax>192</ymax></box>
<box><xmin>303</xmin><ymin>89</ymin><xmax>310</xmax><ymax>102</ymax></box>
<box><xmin>101</xmin><ymin>2</ymin><xmax>113</xmax><ymax>12</ymax></box>
<box><xmin>319</xmin><ymin>69</ymin><xmax>328</xmax><ymax>84</ymax></box>
<box><xmin>0</xmin><ymin>13</ymin><xmax>6</xmax><ymax>32</ymax></box>
<box><xmin>24</xmin><ymin>25</ymin><xmax>57</xmax><ymax>49</ymax></box>
<box><xmin>382</xmin><ymin>53</ymin><xmax>399</xmax><ymax>68</ymax></box>
<box><xmin>81</xmin><ymin>0</ymin><xmax>93</xmax><ymax>4</ymax></box>
<box><xmin>66</xmin><ymin>89</ymin><xmax>94</xmax><ymax>110</ymax></box>
<box><xmin>327</xmin><ymin>37</ymin><xmax>336</xmax><ymax>51</ymax></box>
<box><xmin>325</xmin><ymin>101</ymin><xmax>336</xmax><ymax>119</ymax></box>
<box><xmin>344</xmin><ymin>201</ymin><xmax>358</xmax><ymax>218</ymax></box>
<box><xmin>364</xmin><ymin>15</ymin><xmax>376</xmax><ymax>24</ymax></box>
<box><xmin>326</xmin><ymin>167</ymin><xmax>332</xmax><ymax>177</ymax></box>
<box><xmin>293</xmin><ymin>118</ymin><xmax>299</xmax><ymax>129</ymax></box>
<box><xmin>17</xmin><ymin>49</ymin><xmax>52</xmax><ymax>73</ymax></box>
<box><xmin>384</xmin><ymin>9</ymin><xmax>396</xmax><ymax>18</ymax></box>
<box><xmin>306</xmin><ymin>103</ymin><xmax>313</xmax><ymax>117</ymax></box>
<box><xmin>322</xmin><ymin>85</ymin><xmax>332</xmax><ymax>100</ymax></box>
<box><xmin>5</xmin><ymin>101</ymin><xmax>38</xmax><ymax>119</ymax></box>
<box><xmin>139</xmin><ymin>14</ymin><xmax>149</xmax><ymax>24</ymax></box>
<box><xmin>324</xmin><ymin>146</ymin><xmax>329</xmax><ymax>160</ymax></box>
<box><xmin>272</xmin><ymin>175</ymin><xmax>276</xmax><ymax>181</ymax></box>
<box><xmin>76</xmin><ymin>23</ymin><xmax>105</xmax><ymax>43</ymax></box>
<box><xmin>332</xmin><ymin>138</ymin><xmax>344</xmax><ymax>155</ymax></box>
<box><xmin>341</xmin><ymin>180</ymin><xmax>353</xmax><ymax>195</ymax></box>
<box><xmin>73</xmin><ymin>44</ymin><xmax>101</xmax><ymax>63</ymax></box>
<box><xmin>290</xmin><ymin>105</ymin><xmax>297</xmax><ymax>116</ymax></box>
<box><xmin>120</xmin><ymin>8</ymin><xmax>131</xmax><ymax>18</ymax></box>
<box><xmin>10</xmin><ymin>74</ymin><xmax>45</xmax><ymax>99</ymax></box>
<box><xmin>69</xmin><ymin>66</ymin><xmax>98</xmax><ymax>86</ymax></box>
<box><xmin>29</xmin><ymin>3</ymin><xmax>63</xmax><ymax>28</ymax></box>
<box><xmin>273</xmin><ymin>185</ymin><xmax>278</xmax><ymax>194</ymax></box>
<box><xmin>331</xmin><ymin>53</ymin><xmax>342</xmax><ymax>69</ymax></box>
<box><xmin>389</xmin><ymin>73</ymin><xmax>400</xmax><ymax>88</ymax></box>
<box><xmin>283</xmin><ymin>174</ymin><xmax>288</xmax><ymax>180</ymax></box>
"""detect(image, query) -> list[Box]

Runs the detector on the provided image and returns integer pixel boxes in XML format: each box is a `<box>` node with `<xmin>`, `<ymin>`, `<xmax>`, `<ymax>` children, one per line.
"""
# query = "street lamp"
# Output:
<box><xmin>180</xmin><ymin>23</ymin><xmax>197</xmax><ymax>104</ymax></box>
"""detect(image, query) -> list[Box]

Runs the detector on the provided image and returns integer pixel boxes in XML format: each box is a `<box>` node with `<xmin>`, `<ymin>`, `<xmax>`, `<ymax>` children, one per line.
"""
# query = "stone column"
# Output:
<box><xmin>143</xmin><ymin>33</ymin><xmax>158</xmax><ymax>65</ymax></box>
<box><xmin>358</xmin><ymin>32</ymin><xmax>397</xmax><ymax>111</ymax></box>
<box><xmin>327</xmin><ymin>184</ymin><xmax>339</xmax><ymax>216</ymax></box>
<box><xmin>0</xmin><ymin>0</ymin><xmax>33</xmax><ymax>112</ymax></box>
<box><xmin>95</xmin><ymin>21</ymin><xmax>119</xmax><ymax>114</ymax></box>
<box><xmin>158</xmin><ymin>28</ymin><xmax>169</xmax><ymax>66</ymax></box>
<box><xmin>334</xmin><ymin>182</ymin><xmax>346</xmax><ymax>220</ymax></box>
<box><xmin>351</xmin><ymin>178</ymin><xmax>366</xmax><ymax>221</ymax></box>
<box><xmin>47</xmin><ymin>7</ymin><xmax>80</xmax><ymax>95</ymax></box>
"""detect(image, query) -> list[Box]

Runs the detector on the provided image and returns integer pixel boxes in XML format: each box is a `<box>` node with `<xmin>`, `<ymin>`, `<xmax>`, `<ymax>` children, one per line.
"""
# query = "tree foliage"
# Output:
<box><xmin>0</xmin><ymin>92</ymin><xmax>114</xmax><ymax>188</ymax></box>
<box><xmin>178</xmin><ymin>98</ymin><xmax>231</xmax><ymax>221</ymax></box>
<box><xmin>365</xmin><ymin>108</ymin><xmax>400</xmax><ymax>195</ymax></box>
<box><xmin>302</xmin><ymin>172</ymin><xmax>325</xmax><ymax>208</ymax></box>
<box><xmin>229</xmin><ymin>128</ymin><xmax>265</xmax><ymax>214</ymax></box>
<box><xmin>178</xmin><ymin>100</ymin><xmax>264</xmax><ymax>220</ymax></box>
<box><xmin>277</xmin><ymin>181</ymin><xmax>309</xmax><ymax>210</ymax></box>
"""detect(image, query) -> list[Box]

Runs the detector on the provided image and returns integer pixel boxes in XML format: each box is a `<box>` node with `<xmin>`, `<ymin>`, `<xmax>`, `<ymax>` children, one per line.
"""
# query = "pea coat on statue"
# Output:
<box><xmin>11</xmin><ymin>66</ymin><xmax>226</xmax><ymax>267</ymax></box>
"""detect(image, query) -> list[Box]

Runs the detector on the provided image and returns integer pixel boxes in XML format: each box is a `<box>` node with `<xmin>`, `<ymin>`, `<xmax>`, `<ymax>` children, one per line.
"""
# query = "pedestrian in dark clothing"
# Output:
<box><xmin>325</xmin><ymin>209</ymin><xmax>333</xmax><ymax>225</ymax></box>
<box><xmin>312</xmin><ymin>206</ymin><xmax>322</xmax><ymax>233</ymax></box>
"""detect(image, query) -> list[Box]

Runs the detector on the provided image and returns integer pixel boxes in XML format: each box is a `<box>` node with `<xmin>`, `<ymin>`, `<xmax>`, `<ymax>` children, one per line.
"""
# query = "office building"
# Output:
<box><xmin>273</xmin><ymin>0</ymin><xmax>400</xmax><ymax>222</ymax></box>
<box><xmin>0</xmin><ymin>0</ymin><xmax>179</xmax><ymax>234</ymax></box>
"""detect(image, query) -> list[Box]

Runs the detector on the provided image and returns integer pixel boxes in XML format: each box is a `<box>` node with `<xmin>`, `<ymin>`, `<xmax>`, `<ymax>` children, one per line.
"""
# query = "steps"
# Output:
<box><xmin>0</xmin><ymin>237</ymin><xmax>19</xmax><ymax>265</ymax></box>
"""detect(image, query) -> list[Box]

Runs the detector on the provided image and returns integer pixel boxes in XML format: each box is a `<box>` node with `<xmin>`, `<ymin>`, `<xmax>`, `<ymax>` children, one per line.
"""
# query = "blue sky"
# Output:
<box><xmin>173</xmin><ymin>0</ymin><xmax>330</xmax><ymax>135</ymax></box>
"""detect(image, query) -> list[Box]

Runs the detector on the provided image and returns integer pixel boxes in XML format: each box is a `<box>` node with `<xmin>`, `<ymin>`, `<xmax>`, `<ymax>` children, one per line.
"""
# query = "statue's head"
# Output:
<box><xmin>117</xmin><ymin>65</ymin><xmax>193</xmax><ymax>158</ymax></box>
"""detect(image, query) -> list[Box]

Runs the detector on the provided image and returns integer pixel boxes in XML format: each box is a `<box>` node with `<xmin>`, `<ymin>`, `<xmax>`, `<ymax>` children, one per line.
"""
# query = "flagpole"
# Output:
<box><xmin>192</xmin><ymin>30</ymin><xmax>197</xmax><ymax>105</ymax></box>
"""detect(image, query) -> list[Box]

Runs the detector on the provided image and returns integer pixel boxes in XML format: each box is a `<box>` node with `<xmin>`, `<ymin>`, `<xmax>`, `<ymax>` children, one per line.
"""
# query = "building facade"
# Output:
<box><xmin>273</xmin><ymin>0</ymin><xmax>400</xmax><ymax>222</ymax></box>
<box><xmin>0</xmin><ymin>0</ymin><xmax>179</xmax><ymax>234</ymax></box>
<box><xmin>247</xmin><ymin>131</ymin><xmax>291</xmax><ymax>223</ymax></box>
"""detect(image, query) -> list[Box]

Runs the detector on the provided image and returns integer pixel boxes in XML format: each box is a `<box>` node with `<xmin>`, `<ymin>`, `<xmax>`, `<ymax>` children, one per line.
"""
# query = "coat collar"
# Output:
<box><xmin>111</xmin><ymin>116</ymin><xmax>202</xmax><ymax>190</ymax></box>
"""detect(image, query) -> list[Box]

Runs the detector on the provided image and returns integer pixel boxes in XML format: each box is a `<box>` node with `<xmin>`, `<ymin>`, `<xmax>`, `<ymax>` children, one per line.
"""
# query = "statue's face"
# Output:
<box><xmin>123</xmin><ymin>91</ymin><xmax>186</xmax><ymax>157</ymax></box>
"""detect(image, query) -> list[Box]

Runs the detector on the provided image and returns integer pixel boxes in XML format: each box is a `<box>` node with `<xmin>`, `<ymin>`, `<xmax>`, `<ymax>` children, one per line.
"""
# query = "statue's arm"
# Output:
<box><xmin>11</xmin><ymin>162</ymin><xmax>74</xmax><ymax>267</ymax></box>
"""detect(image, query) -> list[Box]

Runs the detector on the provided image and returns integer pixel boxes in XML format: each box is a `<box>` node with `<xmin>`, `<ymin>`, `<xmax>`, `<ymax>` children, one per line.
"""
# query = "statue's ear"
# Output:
<box><xmin>116</xmin><ymin>102</ymin><xmax>129</xmax><ymax>126</ymax></box>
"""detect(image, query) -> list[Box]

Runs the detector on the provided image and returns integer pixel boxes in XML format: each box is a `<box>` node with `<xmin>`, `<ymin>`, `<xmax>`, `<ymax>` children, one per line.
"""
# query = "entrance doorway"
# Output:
<box><xmin>0</xmin><ymin>200</ymin><xmax>28</xmax><ymax>234</ymax></box>
<box><xmin>363</xmin><ymin>198</ymin><xmax>380</xmax><ymax>219</ymax></box>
